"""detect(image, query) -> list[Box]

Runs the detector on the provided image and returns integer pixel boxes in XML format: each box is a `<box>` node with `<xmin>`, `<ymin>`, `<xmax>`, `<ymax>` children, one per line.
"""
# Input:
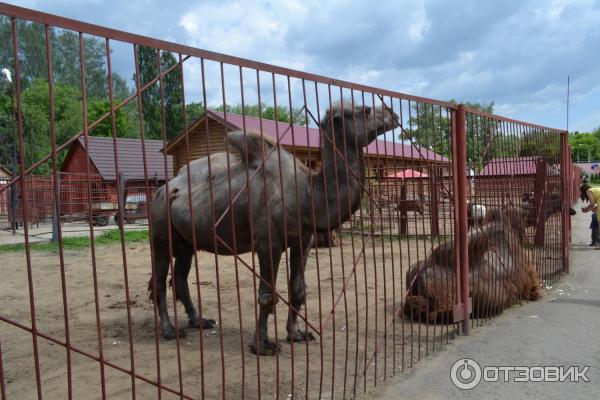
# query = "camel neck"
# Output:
<box><xmin>312</xmin><ymin>123</ymin><xmax>365</xmax><ymax>232</ymax></box>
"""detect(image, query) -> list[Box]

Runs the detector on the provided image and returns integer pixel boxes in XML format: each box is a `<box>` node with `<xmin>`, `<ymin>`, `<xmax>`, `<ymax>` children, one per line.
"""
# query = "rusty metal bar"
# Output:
<box><xmin>44</xmin><ymin>24</ymin><xmax>73</xmax><ymax>400</ymax></box>
<box><xmin>11</xmin><ymin>16</ymin><xmax>43</xmax><ymax>399</ymax></box>
<box><xmin>453</xmin><ymin>104</ymin><xmax>470</xmax><ymax>335</ymax></box>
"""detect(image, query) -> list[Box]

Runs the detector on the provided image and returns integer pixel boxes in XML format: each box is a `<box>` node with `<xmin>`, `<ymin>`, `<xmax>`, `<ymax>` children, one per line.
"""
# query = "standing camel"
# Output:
<box><xmin>149</xmin><ymin>103</ymin><xmax>398</xmax><ymax>354</ymax></box>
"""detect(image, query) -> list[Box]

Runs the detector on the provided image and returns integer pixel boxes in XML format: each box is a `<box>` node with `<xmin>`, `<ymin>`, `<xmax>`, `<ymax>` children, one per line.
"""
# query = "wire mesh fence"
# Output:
<box><xmin>0</xmin><ymin>3</ymin><xmax>580</xmax><ymax>399</ymax></box>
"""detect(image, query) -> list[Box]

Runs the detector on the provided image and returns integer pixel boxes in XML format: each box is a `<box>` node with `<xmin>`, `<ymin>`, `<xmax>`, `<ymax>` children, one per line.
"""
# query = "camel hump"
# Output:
<box><xmin>226</xmin><ymin>130</ymin><xmax>276</xmax><ymax>168</ymax></box>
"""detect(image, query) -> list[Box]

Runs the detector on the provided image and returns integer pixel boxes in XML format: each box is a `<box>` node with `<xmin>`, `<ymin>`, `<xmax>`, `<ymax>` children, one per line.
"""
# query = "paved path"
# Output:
<box><xmin>379</xmin><ymin>204</ymin><xmax>600</xmax><ymax>400</ymax></box>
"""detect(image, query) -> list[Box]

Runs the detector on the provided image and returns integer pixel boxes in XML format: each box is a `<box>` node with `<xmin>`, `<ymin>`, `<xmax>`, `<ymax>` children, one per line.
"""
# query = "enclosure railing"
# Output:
<box><xmin>0</xmin><ymin>3</ymin><xmax>577</xmax><ymax>399</ymax></box>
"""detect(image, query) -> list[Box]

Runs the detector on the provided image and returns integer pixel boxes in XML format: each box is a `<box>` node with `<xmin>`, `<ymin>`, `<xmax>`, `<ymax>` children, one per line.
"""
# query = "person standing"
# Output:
<box><xmin>580</xmin><ymin>183</ymin><xmax>600</xmax><ymax>246</ymax></box>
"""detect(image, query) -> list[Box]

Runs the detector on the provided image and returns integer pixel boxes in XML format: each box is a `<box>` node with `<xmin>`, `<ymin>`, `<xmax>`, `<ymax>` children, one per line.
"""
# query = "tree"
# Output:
<box><xmin>569</xmin><ymin>131</ymin><xmax>600</xmax><ymax>162</ymax></box>
<box><xmin>185</xmin><ymin>101</ymin><xmax>205</xmax><ymax>123</ymax></box>
<box><xmin>134</xmin><ymin>46</ymin><xmax>184</xmax><ymax>140</ymax></box>
<box><xmin>214</xmin><ymin>103</ymin><xmax>307</xmax><ymax>126</ymax></box>
<box><xmin>405</xmin><ymin>100</ymin><xmax>496</xmax><ymax>169</ymax></box>
<box><xmin>87</xmin><ymin>99</ymin><xmax>136</xmax><ymax>138</ymax></box>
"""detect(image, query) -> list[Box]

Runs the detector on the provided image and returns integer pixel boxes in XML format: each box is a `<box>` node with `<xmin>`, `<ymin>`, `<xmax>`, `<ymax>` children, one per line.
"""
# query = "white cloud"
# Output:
<box><xmin>4</xmin><ymin>0</ymin><xmax>600</xmax><ymax>131</ymax></box>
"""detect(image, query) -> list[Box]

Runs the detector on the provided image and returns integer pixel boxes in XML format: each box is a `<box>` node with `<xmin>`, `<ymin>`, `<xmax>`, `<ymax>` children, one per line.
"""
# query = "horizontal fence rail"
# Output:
<box><xmin>0</xmin><ymin>3</ymin><xmax>580</xmax><ymax>400</ymax></box>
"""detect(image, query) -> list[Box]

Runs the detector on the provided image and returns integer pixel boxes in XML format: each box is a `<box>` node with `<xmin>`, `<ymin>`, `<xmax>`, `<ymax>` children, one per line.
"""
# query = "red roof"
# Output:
<box><xmin>210</xmin><ymin>110</ymin><xmax>320</xmax><ymax>149</ymax></box>
<box><xmin>385</xmin><ymin>169</ymin><xmax>428</xmax><ymax>179</ymax></box>
<box><xmin>479</xmin><ymin>157</ymin><xmax>538</xmax><ymax>176</ymax></box>
<box><xmin>75</xmin><ymin>136</ymin><xmax>173</xmax><ymax>181</ymax></box>
<box><xmin>191</xmin><ymin>110</ymin><xmax>448</xmax><ymax>163</ymax></box>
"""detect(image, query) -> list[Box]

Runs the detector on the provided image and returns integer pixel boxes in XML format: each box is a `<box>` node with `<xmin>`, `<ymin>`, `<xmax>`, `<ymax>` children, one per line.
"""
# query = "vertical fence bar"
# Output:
<box><xmin>453</xmin><ymin>104</ymin><xmax>470</xmax><ymax>335</ymax></box>
<box><xmin>79</xmin><ymin>31</ymin><xmax>107</xmax><ymax>400</ymax></box>
<box><xmin>105</xmin><ymin>38</ymin><xmax>137</xmax><ymax>399</ymax></box>
<box><xmin>44</xmin><ymin>24</ymin><xmax>73</xmax><ymax>399</ymax></box>
<box><xmin>0</xmin><ymin>340</ymin><xmax>5</xmax><ymax>400</ymax></box>
<box><xmin>11</xmin><ymin>16</ymin><xmax>43</xmax><ymax>399</ymax></box>
<box><xmin>534</xmin><ymin>159</ymin><xmax>547</xmax><ymax>247</ymax></box>
<box><xmin>560</xmin><ymin>131</ymin><xmax>569</xmax><ymax>273</ymax></box>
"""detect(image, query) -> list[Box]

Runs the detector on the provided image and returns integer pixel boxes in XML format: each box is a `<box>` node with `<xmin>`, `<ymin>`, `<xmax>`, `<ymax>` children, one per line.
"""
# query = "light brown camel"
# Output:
<box><xmin>403</xmin><ymin>205</ymin><xmax>542</xmax><ymax>322</ymax></box>
<box><xmin>149</xmin><ymin>103</ymin><xmax>398</xmax><ymax>354</ymax></box>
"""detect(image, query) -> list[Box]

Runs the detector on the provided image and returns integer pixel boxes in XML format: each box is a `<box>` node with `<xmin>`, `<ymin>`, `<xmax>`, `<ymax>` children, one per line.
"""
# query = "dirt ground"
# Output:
<box><xmin>0</xmin><ymin>228</ymin><xmax>462</xmax><ymax>400</ymax></box>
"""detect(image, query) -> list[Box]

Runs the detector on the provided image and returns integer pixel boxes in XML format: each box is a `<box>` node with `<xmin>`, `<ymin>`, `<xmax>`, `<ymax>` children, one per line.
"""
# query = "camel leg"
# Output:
<box><xmin>287</xmin><ymin>234</ymin><xmax>316</xmax><ymax>342</ymax></box>
<box><xmin>150</xmin><ymin>248</ymin><xmax>179</xmax><ymax>340</ymax></box>
<box><xmin>250</xmin><ymin>243</ymin><xmax>282</xmax><ymax>355</ymax></box>
<box><xmin>173</xmin><ymin>250</ymin><xmax>216</xmax><ymax>330</ymax></box>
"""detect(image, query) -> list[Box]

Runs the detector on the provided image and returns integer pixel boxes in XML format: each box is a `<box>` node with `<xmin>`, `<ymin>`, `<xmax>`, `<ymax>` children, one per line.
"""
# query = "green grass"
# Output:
<box><xmin>0</xmin><ymin>229</ymin><xmax>149</xmax><ymax>254</ymax></box>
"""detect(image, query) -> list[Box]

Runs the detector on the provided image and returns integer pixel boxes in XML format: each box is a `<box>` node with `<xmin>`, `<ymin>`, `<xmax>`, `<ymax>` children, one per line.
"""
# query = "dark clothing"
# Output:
<box><xmin>592</xmin><ymin>213</ymin><xmax>599</xmax><ymax>246</ymax></box>
<box><xmin>591</xmin><ymin>212</ymin><xmax>599</xmax><ymax>229</ymax></box>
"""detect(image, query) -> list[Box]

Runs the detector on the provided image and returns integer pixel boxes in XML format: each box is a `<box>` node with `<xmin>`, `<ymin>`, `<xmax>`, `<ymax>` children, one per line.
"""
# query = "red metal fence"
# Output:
<box><xmin>0</xmin><ymin>3</ymin><xmax>580</xmax><ymax>399</ymax></box>
<box><xmin>0</xmin><ymin>172</ymin><xmax>160</xmax><ymax>230</ymax></box>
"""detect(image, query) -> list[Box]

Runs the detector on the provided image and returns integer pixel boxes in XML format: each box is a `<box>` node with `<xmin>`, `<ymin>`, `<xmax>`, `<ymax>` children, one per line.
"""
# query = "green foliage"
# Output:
<box><xmin>134</xmin><ymin>46</ymin><xmax>184</xmax><ymax>140</ymax></box>
<box><xmin>405</xmin><ymin>100</ymin><xmax>497</xmax><ymax>169</ymax></box>
<box><xmin>87</xmin><ymin>99</ymin><xmax>136</xmax><ymax>138</ymax></box>
<box><xmin>0</xmin><ymin>229</ymin><xmax>149</xmax><ymax>253</ymax></box>
<box><xmin>19</xmin><ymin>79</ymin><xmax>84</xmax><ymax>172</ymax></box>
<box><xmin>214</xmin><ymin>103</ymin><xmax>307</xmax><ymax>126</ymax></box>
<box><xmin>569</xmin><ymin>131</ymin><xmax>600</xmax><ymax>162</ymax></box>
<box><xmin>185</xmin><ymin>101</ymin><xmax>205</xmax><ymax>123</ymax></box>
<box><xmin>519</xmin><ymin>129</ymin><xmax>561</xmax><ymax>162</ymax></box>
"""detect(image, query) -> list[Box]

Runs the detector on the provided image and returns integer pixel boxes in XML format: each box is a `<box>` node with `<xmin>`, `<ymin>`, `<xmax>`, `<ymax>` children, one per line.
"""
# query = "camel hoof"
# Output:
<box><xmin>286</xmin><ymin>330</ymin><xmax>316</xmax><ymax>343</ymax></box>
<box><xmin>188</xmin><ymin>318</ymin><xmax>216</xmax><ymax>330</ymax></box>
<box><xmin>250</xmin><ymin>336</ymin><xmax>281</xmax><ymax>355</ymax></box>
<box><xmin>162</xmin><ymin>326</ymin><xmax>186</xmax><ymax>340</ymax></box>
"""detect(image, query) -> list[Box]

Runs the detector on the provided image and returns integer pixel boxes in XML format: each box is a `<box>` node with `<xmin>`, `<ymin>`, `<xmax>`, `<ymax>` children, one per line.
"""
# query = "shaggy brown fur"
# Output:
<box><xmin>404</xmin><ymin>206</ymin><xmax>541</xmax><ymax>322</ymax></box>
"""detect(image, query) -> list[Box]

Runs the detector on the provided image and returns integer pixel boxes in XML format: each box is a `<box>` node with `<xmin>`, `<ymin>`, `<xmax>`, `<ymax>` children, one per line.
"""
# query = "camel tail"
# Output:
<box><xmin>226</xmin><ymin>130</ymin><xmax>276</xmax><ymax>168</ymax></box>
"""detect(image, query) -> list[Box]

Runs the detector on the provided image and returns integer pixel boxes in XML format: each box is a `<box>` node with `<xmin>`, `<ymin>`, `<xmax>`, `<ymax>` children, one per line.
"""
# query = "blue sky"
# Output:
<box><xmin>6</xmin><ymin>0</ymin><xmax>600</xmax><ymax>132</ymax></box>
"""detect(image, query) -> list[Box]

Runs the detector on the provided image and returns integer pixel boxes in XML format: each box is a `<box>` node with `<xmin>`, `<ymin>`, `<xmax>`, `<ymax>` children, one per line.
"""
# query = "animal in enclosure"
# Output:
<box><xmin>149</xmin><ymin>103</ymin><xmax>398</xmax><ymax>355</ymax></box>
<box><xmin>403</xmin><ymin>205</ymin><xmax>541</xmax><ymax>322</ymax></box>
<box><xmin>396</xmin><ymin>198</ymin><xmax>425</xmax><ymax>215</ymax></box>
<box><xmin>466</xmin><ymin>200</ymin><xmax>487</xmax><ymax>229</ymax></box>
<box><xmin>521</xmin><ymin>191</ymin><xmax>576</xmax><ymax>224</ymax></box>
<box><xmin>314</xmin><ymin>230</ymin><xmax>340</xmax><ymax>247</ymax></box>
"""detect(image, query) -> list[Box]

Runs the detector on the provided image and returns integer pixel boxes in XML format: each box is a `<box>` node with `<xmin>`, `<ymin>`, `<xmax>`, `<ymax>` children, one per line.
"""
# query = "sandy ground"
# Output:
<box><xmin>0</xmin><ymin>226</ymin><xmax>458</xmax><ymax>400</ymax></box>
<box><xmin>0</xmin><ymin>212</ymin><xmax>564</xmax><ymax>399</ymax></box>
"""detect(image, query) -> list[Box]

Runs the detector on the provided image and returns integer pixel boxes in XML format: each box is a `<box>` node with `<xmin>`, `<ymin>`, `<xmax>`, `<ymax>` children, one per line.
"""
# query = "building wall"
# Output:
<box><xmin>172</xmin><ymin>119</ymin><xmax>228</xmax><ymax>172</ymax></box>
<box><xmin>62</xmin><ymin>143</ymin><xmax>102</xmax><ymax>176</ymax></box>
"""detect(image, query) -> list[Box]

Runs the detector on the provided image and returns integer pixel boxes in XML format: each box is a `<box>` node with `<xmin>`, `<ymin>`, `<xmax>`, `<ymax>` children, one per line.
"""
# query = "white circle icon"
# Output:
<box><xmin>450</xmin><ymin>358</ymin><xmax>482</xmax><ymax>390</ymax></box>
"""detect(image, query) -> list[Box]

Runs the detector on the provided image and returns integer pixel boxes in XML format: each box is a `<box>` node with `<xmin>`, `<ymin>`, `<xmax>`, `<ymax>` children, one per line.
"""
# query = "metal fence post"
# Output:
<box><xmin>429</xmin><ymin>166</ymin><xmax>440</xmax><ymax>237</ymax></box>
<box><xmin>118</xmin><ymin>172</ymin><xmax>126</xmax><ymax>229</ymax></box>
<box><xmin>560</xmin><ymin>131</ymin><xmax>569</xmax><ymax>273</ymax></box>
<box><xmin>51</xmin><ymin>174</ymin><xmax>59</xmax><ymax>242</ymax></box>
<box><xmin>533</xmin><ymin>158</ymin><xmax>547</xmax><ymax>247</ymax></box>
<box><xmin>452</xmin><ymin>104</ymin><xmax>470</xmax><ymax>335</ymax></box>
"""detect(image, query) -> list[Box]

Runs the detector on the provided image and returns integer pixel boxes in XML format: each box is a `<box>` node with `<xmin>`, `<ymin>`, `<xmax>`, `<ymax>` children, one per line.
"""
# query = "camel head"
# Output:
<box><xmin>484</xmin><ymin>206</ymin><xmax>528</xmax><ymax>243</ymax></box>
<box><xmin>521</xmin><ymin>191</ymin><xmax>562</xmax><ymax>227</ymax></box>
<box><xmin>320</xmin><ymin>102</ymin><xmax>399</xmax><ymax>147</ymax></box>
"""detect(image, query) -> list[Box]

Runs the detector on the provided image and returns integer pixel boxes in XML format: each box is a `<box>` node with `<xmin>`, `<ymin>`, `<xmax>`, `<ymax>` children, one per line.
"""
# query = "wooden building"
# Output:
<box><xmin>165</xmin><ymin>110</ymin><xmax>449</xmax><ymax>175</ymax></box>
<box><xmin>0</xmin><ymin>164</ymin><xmax>12</xmax><ymax>228</ymax></box>
<box><xmin>0</xmin><ymin>164</ymin><xmax>11</xmax><ymax>184</ymax></box>
<box><xmin>60</xmin><ymin>136</ymin><xmax>173</xmax><ymax>215</ymax></box>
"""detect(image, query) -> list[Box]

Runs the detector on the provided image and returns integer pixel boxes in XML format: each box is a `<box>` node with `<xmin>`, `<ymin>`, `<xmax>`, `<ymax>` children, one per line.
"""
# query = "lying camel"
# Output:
<box><xmin>404</xmin><ymin>206</ymin><xmax>541</xmax><ymax>322</ymax></box>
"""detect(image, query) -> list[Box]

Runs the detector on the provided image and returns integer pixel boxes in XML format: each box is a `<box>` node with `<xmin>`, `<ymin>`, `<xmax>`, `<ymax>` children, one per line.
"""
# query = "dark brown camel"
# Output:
<box><xmin>149</xmin><ymin>103</ymin><xmax>398</xmax><ymax>354</ymax></box>
<box><xmin>404</xmin><ymin>205</ymin><xmax>542</xmax><ymax>322</ymax></box>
